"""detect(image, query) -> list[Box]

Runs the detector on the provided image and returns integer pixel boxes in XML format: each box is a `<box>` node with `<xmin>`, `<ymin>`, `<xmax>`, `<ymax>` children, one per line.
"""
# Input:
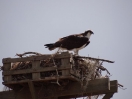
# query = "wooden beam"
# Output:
<box><xmin>28</xmin><ymin>81</ymin><xmax>37</xmax><ymax>99</ymax></box>
<box><xmin>102</xmin><ymin>93</ymin><xmax>114</xmax><ymax>99</ymax></box>
<box><xmin>59</xmin><ymin>80</ymin><xmax>117</xmax><ymax>99</ymax></box>
<box><xmin>2</xmin><ymin>52</ymin><xmax>71</xmax><ymax>63</ymax></box>
<box><xmin>1</xmin><ymin>78</ymin><xmax>113</xmax><ymax>99</ymax></box>
<box><xmin>0</xmin><ymin>91</ymin><xmax>16</xmax><ymax>99</ymax></box>
<box><xmin>32</xmin><ymin>61</ymin><xmax>40</xmax><ymax>80</ymax></box>
<box><xmin>3</xmin><ymin>63</ymin><xmax>12</xmax><ymax>82</ymax></box>
<box><xmin>3</xmin><ymin>66</ymin><xmax>71</xmax><ymax>76</ymax></box>
<box><xmin>104</xmin><ymin>80</ymin><xmax>118</xmax><ymax>93</ymax></box>
<box><xmin>61</xmin><ymin>57</ymin><xmax>70</xmax><ymax>76</ymax></box>
<box><xmin>56</xmin><ymin>78</ymin><xmax>110</xmax><ymax>98</ymax></box>
<box><xmin>3</xmin><ymin>76</ymin><xmax>77</xmax><ymax>85</ymax></box>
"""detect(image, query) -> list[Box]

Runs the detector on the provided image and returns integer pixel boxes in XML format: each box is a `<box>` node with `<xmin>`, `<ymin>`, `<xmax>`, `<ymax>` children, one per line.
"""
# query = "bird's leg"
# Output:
<box><xmin>74</xmin><ymin>49</ymin><xmax>79</xmax><ymax>56</ymax></box>
<box><xmin>57</xmin><ymin>48</ymin><xmax>62</xmax><ymax>54</ymax></box>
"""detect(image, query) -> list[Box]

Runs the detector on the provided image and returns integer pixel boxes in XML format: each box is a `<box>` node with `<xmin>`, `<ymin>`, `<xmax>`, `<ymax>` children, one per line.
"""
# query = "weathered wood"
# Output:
<box><xmin>28</xmin><ymin>81</ymin><xmax>37</xmax><ymax>99</ymax></box>
<box><xmin>56</xmin><ymin>78</ymin><xmax>110</xmax><ymax>97</ymax></box>
<box><xmin>9</xmin><ymin>78</ymin><xmax>109</xmax><ymax>99</ymax></box>
<box><xmin>3</xmin><ymin>63</ymin><xmax>12</xmax><ymax>82</ymax></box>
<box><xmin>61</xmin><ymin>53</ymin><xmax>71</xmax><ymax>76</ymax></box>
<box><xmin>102</xmin><ymin>93</ymin><xmax>114</xmax><ymax>99</ymax></box>
<box><xmin>3</xmin><ymin>66</ymin><xmax>71</xmax><ymax>76</ymax></box>
<box><xmin>3</xmin><ymin>76</ymin><xmax>77</xmax><ymax>85</ymax></box>
<box><xmin>1</xmin><ymin>52</ymin><xmax>118</xmax><ymax>99</ymax></box>
<box><xmin>59</xmin><ymin>80</ymin><xmax>117</xmax><ymax>99</ymax></box>
<box><xmin>32</xmin><ymin>61</ymin><xmax>40</xmax><ymax>80</ymax></box>
<box><xmin>1</xmin><ymin>78</ymin><xmax>113</xmax><ymax>99</ymax></box>
<box><xmin>0</xmin><ymin>91</ymin><xmax>16</xmax><ymax>99</ymax></box>
<box><xmin>104</xmin><ymin>80</ymin><xmax>118</xmax><ymax>93</ymax></box>
<box><xmin>2</xmin><ymin>53</ymin><xmax>71</xmax><ymax>64</ymax></box>
<box><xmin>0</xmin><ymin>91</ymin><xmax>58</xmax><ymax>99</ymax></box>
<box><xmin>3</xmin><ymin>63</ymin><xmax>11</xmax><ymax>71</ymax></box>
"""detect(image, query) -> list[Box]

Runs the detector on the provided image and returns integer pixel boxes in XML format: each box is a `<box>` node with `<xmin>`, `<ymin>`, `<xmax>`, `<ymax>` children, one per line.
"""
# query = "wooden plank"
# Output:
<box><xmin>104</xmin><ymin>80</ymin><xmax>118</xmax><ymax>93</ymax></box>
<box><xmin>0</xmin><ymin>90</ymin><xmax>32</xmax><ymax>99</ymax></box>
<box><xmin>0</xmin><ymin>91</ymin><xmax>58</xmax><ymax>99</ymax></box>
<box><xmin>3</xmin><ymin>66</ymin><xmax>71</xmax><ymax>76</ymax></box>
<box><xmin>1</xmin><ymin>78</ymin><xmax>111</xmax><ymax>99</ymax></box>
<box><xmin>3</xmin><ymin>63</ymin><xmax>11</xmax><ymax>71</ymax></box>
<box><xmin>2</xmin><ymin>76</ymin><xmax>77</xmax><ymax>85</ymax></box>
<box><xmin>3</xmin><ymin>63</ymin><xmax>12</xmax><ymax>82</ymax></box>
<box><xmin>61</xmin><ymin>54</ymin><xmax>71</xmax><ymax>76</ymax></box>
<box><xmin>2</xmin><ymin>52</ymin><xmax>71</xmax><ymax>63</ymax></box>
<box><xmin>0</xmin><ymin>91</ymin><xmax>16</xmax><ymax>99</ymax></box>
<box><xmin>58</xmin><ymin>78</ymin><xmax>110</xmax><ymax>97</ymax></box>
<box><xmin>102</xmin><ymin>93</ymin><xmax>114</xmax><ymax>99</ymax></box>
<box><xmin>28</xmin><ymin>81</ymin><xmax>37</xmax><ymax>99</ymax></box>
<box><xmin>32</xmin><ymin>61</ymin><xmax>40</xmax><ymax>80</ymax></box>
<box><xmin>60</xmin><ymin>80</ymin><xmax>118</xmax><ymax>99</ymax></box>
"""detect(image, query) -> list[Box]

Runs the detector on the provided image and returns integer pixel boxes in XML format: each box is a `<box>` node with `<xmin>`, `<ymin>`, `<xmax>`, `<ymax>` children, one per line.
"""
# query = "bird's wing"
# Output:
<box><xmin>58</xmin><ymin>33</ymin><xmax>84</xmax><ymax>41</ymax></box>
<box><xmin>54</xmin><ymin>35</ymin><xmax>89</xmax><ymax>50</ymax></box>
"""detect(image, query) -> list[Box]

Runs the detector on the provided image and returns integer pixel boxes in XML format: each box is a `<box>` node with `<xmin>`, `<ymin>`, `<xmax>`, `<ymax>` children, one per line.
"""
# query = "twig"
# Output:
<box><xmin>94</xmin><ymin>61</ymin><xmax>103</xmax><ymax>79</ymax></box>
<box><xmin>44</xmin><ymin>45</ymin><xmax>61</xmax><ymax>64</ymax></box>
<box><xmin>15</xmin><ymin>52</ymin><xmax>42</xmax><ymax>58</ymax></box>
<box><xmin>50</xmin><ymin>47</ymin><xmax>61</xmax><ymax>86</ymax></box>
<box><xmin>98</xmin><ymin>66</ymin><xmax>111</xmax><ymax>75</ymax></box>
<box><xmin>74</xmin><ymin>56</ymin><xmax>114</xmax><ymax>63</ymax></box>
<box><xmin>118</xmin><ymin>83</ymin><xmax>127</xmax><ymax>90</ymax></box>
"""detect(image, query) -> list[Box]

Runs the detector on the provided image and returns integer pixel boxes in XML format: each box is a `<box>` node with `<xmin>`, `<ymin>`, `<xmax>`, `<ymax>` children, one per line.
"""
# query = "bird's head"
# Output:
<box><xmin>84</xmin><ymin>30</ymin><xmax>94</xmax><ymax>39</ymax></box>
<box><xmin>85</xmin><ymin>30</ymin><xmax>94</xmax><ymax>34</ymax></box>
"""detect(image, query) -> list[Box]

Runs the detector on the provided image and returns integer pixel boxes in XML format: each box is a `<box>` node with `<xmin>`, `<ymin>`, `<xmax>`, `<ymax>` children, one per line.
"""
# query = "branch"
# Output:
<box><xmin>51</xmin><ymin>55</ymin><xmax>61</xmax><ymax>86</ymax></box>
<box><xmin>74</xmin><ymin>56</ymin><xmax>114</xmax><ymax>63</ymax></box>
<box><xmin>15</xmin><ymin>52</ymin><xmax>43</xmax><ymax>58</ymax></box>
<box><xmin>118</xmin><ymin>83</ymin><xmax>127</xmax><ymax>90</ymax></box>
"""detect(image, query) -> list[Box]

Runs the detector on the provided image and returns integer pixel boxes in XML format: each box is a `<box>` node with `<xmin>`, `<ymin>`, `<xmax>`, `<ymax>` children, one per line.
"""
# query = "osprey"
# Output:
<box><xmin>44</xmin><ymin>30</ymin><xmax>94</xmax><ymax>55</ymax></box>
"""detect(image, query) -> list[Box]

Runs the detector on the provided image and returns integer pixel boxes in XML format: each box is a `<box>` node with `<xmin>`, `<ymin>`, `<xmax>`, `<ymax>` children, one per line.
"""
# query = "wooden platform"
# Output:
<box><xmin>1</xmin><ymin>52</ymin><xmax>118</xmax><ymax>99</ymax></box>
<box><xmin>0</xmin><ymin>78</ymin><xmax>118</xmax><ymax>99</ymax></box>
<box><xmin>2</xmin><ymin>52</ymin><xmax>75</xmax><ymax>89</ymax></box>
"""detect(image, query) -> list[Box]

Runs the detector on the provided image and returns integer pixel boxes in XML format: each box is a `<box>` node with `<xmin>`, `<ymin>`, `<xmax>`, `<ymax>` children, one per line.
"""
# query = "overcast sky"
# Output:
<box><xmin>0</xmin><ymin>0</ymin><xmax>132</xmax><ymax>99</ymax></box>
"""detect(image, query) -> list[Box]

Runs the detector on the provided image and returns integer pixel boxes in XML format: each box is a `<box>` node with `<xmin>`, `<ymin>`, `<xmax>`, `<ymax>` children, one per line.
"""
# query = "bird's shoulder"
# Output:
<box><xmin>58</xmin><ymin>33</ymin><xmax>84</xmax><ymax>41</ymax></box>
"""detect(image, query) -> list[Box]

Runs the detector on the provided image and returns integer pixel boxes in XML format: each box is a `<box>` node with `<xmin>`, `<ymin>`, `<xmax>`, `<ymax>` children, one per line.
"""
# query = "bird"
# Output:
<box><xmin>44</xmin><ymin>30</ymin><xmax>94</xmax><ymax>55</ymax></box>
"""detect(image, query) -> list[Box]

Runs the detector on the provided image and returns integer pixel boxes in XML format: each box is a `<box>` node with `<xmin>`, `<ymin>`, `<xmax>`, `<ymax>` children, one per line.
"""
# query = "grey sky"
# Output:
<box><xmin>0</xmin><ymin>0</ymin><xmax>132</xmax><ymax>99</ymax></box>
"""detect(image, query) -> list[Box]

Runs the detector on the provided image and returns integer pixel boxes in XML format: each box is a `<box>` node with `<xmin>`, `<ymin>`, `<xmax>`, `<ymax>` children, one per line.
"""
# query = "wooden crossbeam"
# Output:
<box><xmin>3</xmin><ymin>66</ymin><xmax>71</xmax><ymax>76</ymax></box>
<box><xmin>3</xmin><ymin>76</ymin><xmax>77</xmax><ymax>85</ymax></box>
<box><xmin>2</xmin><ymin>53</ymin><xmax>71</xmax><ymax>63</ymax></box>
<box><xmin>59</xmin><ymin>80</ymin><xmax>118</xmax><ymax>99</ymax></box>
<box><xmin>0</xmin><ymin>78</ymin><xmax>118</xmax><ymax>99</ymax></box>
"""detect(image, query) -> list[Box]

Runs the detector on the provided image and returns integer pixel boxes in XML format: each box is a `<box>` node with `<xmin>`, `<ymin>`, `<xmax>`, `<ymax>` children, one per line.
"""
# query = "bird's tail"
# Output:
<box><xmin>44</xmin><ymin>43</ymin><xmax>56</xmax><ymax>50</ymax></box>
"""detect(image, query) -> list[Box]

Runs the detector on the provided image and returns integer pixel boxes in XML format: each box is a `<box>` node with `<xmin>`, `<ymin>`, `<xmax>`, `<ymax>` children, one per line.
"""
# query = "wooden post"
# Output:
<box><xmin>28</xmin><ymin>81</ymin><xmax>37</xmax><ymax>99</ymax></box>
<box><xmin>102</xmin><ymin>93</ymin><xmax>114</xmax><ymax>99</ymax></box>
<box><xmin>32</xmin><ymin>60</ymin><xmax>40</xmax><ymax>80</ymax></box>
<box><xmin>61</xmin><ymin>52</ymin><xmax>71</xmax><ymax>76</ymax></box>
<box><xmin>2</xmin><ymin>59</ymin><xmax>12</xmax><ymax>82</ymax></box>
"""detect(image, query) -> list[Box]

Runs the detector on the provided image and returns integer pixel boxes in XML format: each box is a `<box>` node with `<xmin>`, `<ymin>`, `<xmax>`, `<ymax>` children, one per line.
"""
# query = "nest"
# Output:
<box><xmin>10</xmin><ymin>52</ymin><xmax>111</xmax><ymax>84</ymax></box>
<box><xmin>4</xmin><ymin>52</ymin><xmax>126</xmax><ymax>99</ymax></box>
<box><xmin>72</xmin><ymin>57</ymin><xmax>111</xmax><ymax>82</ymax></box>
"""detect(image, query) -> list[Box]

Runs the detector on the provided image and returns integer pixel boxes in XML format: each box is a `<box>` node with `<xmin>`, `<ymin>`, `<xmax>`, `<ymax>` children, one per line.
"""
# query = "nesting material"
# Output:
<box><xmin>72</xmin><ymin>57</ymin><xmax>110</xmax><ymax>84</ymax></box>
<box><xmin>11</xmin><ymin>61</ymin><xmax>32</xmax><ymax>70</ymax></box>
